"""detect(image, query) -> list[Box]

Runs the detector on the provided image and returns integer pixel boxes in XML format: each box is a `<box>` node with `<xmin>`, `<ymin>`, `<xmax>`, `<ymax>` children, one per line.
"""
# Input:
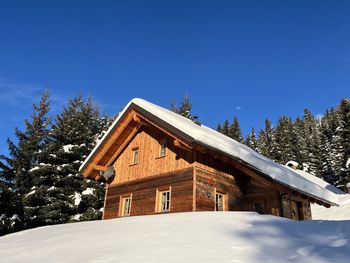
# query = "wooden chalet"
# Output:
<box><xmin>79</xmin><ymin>98</ymin><xmax>339</xmax><ymax>221</ymax></box>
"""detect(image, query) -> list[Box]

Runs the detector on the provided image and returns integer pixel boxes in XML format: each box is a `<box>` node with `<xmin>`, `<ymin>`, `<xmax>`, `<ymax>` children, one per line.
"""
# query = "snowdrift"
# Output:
<box><xmin>1</xmin><ymin>211</ymin><xmax>350</xmax><ymax>263</ymax></box>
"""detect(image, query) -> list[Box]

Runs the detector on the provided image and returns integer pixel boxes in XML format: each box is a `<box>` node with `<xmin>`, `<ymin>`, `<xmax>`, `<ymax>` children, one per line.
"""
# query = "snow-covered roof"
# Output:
<box><xmin>80</xmin><ymin>98</ymin><xmax>339</xmax><ymax>206</ymax></box>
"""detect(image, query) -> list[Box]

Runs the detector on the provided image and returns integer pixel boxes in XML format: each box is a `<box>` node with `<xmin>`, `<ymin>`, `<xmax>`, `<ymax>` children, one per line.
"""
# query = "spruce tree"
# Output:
<box><xmin>245</xmin><ymin>127</ymin><xmax>257</xmax><ymax>150</ymax></box>
<box><xmin>170</xmin><ymin>96</ymin><xmax>195</xmax><ymax>120</ymax></box>
<box><xmin>221</xmin><ymin>120</ymin><xmax>230</xmax><ymax>136</ymax></box>
<box><xmin>0</xmin><ymin>155</ymin><xmax>22</xmax><ymax>235</ymax></box>
<box><xmin>256</xmin><ymin>119</ymin><xmax>277</xmax><ymax>160</ymax></box>
<box><xmin>25</xmin><ymin>96</ymin><xmax>106</xmax><ymax>227</ymax></box>
<box><xmin>335</xmin><ymin>98</ymin><xmax>350</xmax><ymax>187</ymax></box>
<box><xmin>5</xmin><ymin>91</ymin><xmax>52</xmax><ymax>229</ymax></box>
<box><xmin>319</xmin><ymin>109</ymin><xmax>337</xmax><ymax>184</ymax></box>
<box><xmin>229</xmin><ymin>116</ymin><xmax>243</xmax><ymax>142</ymax></box>
<box><xmin>274</xmin><ymin>116</ymin><xmax>297</xmax><ymax>164</ymax></box>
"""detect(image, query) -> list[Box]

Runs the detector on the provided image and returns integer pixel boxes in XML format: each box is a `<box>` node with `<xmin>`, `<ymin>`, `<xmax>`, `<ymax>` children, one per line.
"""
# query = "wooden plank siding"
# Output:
<box><xmin>195</xmin><ymin>167</ymin><xmax>243</xmax><ymax>211</ymax></box>
<box><xmin>104</xmin><ymin>168</ymin><xmax>194</xmax><ymax>219</ymax></box>
<box><xmin>112</xmin><ymin>125</ymin><xmax>194</xmax><ymax>185</ymax></box>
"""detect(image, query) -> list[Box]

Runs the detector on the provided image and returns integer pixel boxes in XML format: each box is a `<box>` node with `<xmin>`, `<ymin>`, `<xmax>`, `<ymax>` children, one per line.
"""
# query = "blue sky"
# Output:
<box><xmin>0</xmin><ymin>1</ymin><xmax>349</xmax><ymax>155</ymax></box>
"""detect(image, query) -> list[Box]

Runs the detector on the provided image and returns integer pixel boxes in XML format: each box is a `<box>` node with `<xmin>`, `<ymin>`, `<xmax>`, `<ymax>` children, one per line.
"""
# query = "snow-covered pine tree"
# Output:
<box><xmin>319</xmin><ymin>109</ymin><xmax>338</xmax><ymax>184</ymax></box>
<box><xmin>229</xmin><ymin>116</ymin><xmax>243</xmax><ymax>142</ymax></box>
<box><xmin>256</xmin><ymin>118</ymin><xmax>277</xmax><ymax>160</ymax></box>
<box><xmin>5</xmin><ymin>91</ymin><xmax>52</xmax><ymax>229</ymax></box>
<box><xmin>245</xmin><ymin>127</ymin><xmax>258</xmax><ymax>151</ymax></box>
<box><xmin>0</xmin><ymin>155</ymin><xmax>22</xmax><ymax>235</ymax></box>
<box><xmin>24</xmin><ymin>96</ymin><xmax>106</xmax><ymax>227</ymax></box>
<box><xmin>170</xmin><ymin>96</ymin><xmax>195</xmax><ymax>120</ymax></box>
<box><xmin>334</xmin><ymin>98</ymin><xmax>350</xmax><ymax>188</ymax></box>
<box><xmin>274</xmin><ymin>116</ymin><xmax>297</xmax><ymax>164</ymax></box>
<box><xmin>300</xmin><ymin>109</ymin><xmax>322</xmax><ymax>176</ymax></box>
<box><xmin>293</xmin><ymin>117</ymin><xmax>307</xmax><ymax>166</ymax></box>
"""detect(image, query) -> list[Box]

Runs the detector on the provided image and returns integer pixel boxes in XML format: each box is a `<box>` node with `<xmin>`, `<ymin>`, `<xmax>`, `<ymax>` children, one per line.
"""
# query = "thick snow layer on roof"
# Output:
<box><xmin>80</xmin><ymin>98</ymin><xmax>339</xmax><ymax>205</ymax></box>
<box><xmin>287</xmin><ymin>167</ymin><xmax>344</xmax><ymax>195</ymax></box>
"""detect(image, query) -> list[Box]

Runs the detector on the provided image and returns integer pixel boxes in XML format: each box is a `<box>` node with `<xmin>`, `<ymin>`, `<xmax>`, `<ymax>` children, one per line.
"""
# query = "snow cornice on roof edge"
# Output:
<box><xmin>79</xmin><ymin>98</ymin><xmax>339</xmax><ymax>206</ymax></box>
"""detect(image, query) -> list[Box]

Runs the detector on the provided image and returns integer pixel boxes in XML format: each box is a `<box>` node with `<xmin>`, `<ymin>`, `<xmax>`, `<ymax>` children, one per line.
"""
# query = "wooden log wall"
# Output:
<box><xmin>195</xmin><ymin>167</ymin><xmax>243</xmax><ymax>211</ymax></box>
<box><xmin>282</xmin><ymin>193</ymin><xmax>312</xmax><ymax>220</ymax></box>
<box><xmin>112</xmin><ymin>125</ymin><xmax>194</xmax><ymax>185</ymax></box>
<box><xmin>239</xmin><ymin>179</ymin><xmax>281</xmax><ymax>216</ymax></box>
<box><xmin>104</xmin><ymin>167</ymin><xmax>194</xmax><ymax>219</ymax></box>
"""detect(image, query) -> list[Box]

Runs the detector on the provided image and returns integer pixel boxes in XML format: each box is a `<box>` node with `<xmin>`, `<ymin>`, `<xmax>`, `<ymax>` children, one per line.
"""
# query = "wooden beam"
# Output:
<box><xmin>136</xmin><ymin>113</ymin><xmax>194</xmax><ymax>150</ymax></box>
<box><xmin>95</xmin><ymin>173</ymin><xmax>102</xmax><ymax>181</ymax></box>
<box><xmin>105</xmin><ymin>123</ymin><xmax>142</xmax><ymax>167</ymax></box>
<box><xmin>81</xmin><ymin>110</ymin><xmax>135</xmax><ymax>177</ymax></box>
<box><xmin>174</xmin><ymin>139</ymin><xmax>193</xmax><ymax>151</ymax></box>
<box><xmin>94</xmin><ymin>165</ymin><xmax>107</xmax><ymax>172</ymax></box>
<box><xmin>323</xmin><ymin>203</ymin><xmax>331</xmax><ymax>208</ymax></box>
<box><xmin>309</xmin><ymin>198</ymin><xmax>316</xmax><ymax>203</ymax></box>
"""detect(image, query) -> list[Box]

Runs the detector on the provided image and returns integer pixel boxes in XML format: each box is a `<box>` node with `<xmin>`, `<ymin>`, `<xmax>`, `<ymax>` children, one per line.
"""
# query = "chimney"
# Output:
<box><xmin>286</xmin><ymin>161</ymin><xmax>299</xmax><ymax>170</ymax></box>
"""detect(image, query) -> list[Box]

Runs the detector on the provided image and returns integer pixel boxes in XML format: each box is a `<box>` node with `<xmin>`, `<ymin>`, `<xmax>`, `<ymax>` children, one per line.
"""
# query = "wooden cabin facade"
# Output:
<box><xmin>80</xmin><ymin>99</ymin><xmax>337</xmax><ymax>221</ymax></box>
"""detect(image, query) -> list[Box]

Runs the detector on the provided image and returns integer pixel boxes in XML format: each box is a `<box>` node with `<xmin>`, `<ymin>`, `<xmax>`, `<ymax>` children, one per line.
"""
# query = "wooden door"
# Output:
<box><xmin>291</xmin><ymin>200</ymin><xmax>300</xmax><ymax>220</ymax></box>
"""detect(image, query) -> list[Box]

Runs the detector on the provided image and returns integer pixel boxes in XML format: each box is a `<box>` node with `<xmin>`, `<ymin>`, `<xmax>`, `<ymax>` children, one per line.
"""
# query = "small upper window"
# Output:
<box><xmin>159</xmin><ymin>142</ymin><xmax>167</xmax><ymax>158</ymax></box>
<box><xmin>132</xmin><ymin>148</ymin><xmax>139</xmax><ymax>164</ymax></box>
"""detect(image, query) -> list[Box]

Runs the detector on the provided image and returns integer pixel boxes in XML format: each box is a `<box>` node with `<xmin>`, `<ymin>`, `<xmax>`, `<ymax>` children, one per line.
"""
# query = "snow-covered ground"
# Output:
<box><xmin>1</xmin><ymin>202</ymin><xmax>350</xmax><ymax>263</ymax></box>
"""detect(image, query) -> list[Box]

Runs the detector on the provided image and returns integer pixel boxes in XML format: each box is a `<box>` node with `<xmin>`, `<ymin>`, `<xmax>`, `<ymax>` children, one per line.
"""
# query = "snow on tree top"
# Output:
<box><xmin>62</xmin><ymin>144</ymin><xmax>76</xmax><ymax>153</ymax></box>
<box><xmin>82</xmin><ymin>188</ymin><xmax>94</xmax><ymax>195</ymax></box>
<box><xmin>80</xmin><ymin>98</ymin><xmax>339</xmax><ymax>206</ymax></box>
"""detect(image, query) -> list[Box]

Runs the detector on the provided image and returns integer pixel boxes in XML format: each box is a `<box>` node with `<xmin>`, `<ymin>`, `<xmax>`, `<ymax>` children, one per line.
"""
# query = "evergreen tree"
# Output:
<box><xmin>245</xmin><ymin>127</ymin><xmax>257</xmax><ymax>151</ymax></box>
<box><xmin>0</xmin><ymin>155</ymin><xmax>22</xmax><ymax>235</ymax></box>
<box><xmin>256</xmin><ymin>119</ymin><xmax>277</xmax><ymax>160</ymax></box>
<box><xmin>229</xmin><ymin>116</ymin><xmax>243</xmax><ymax>142</ymax></box>
<box><xmin>301</xmin><ymin>109</ymin><xmax>322</xmax><ymax>176</ymax></box>
<box><xmin>216</xmin><ymin>123</ymin><xmax>222</xmax><ymax>133</ymax></box>
<box><xmin>4</xmin><ymin>91</ymin><xmax>52</xmax><ymax>229</ymax></box>
<box><xmin>274</xmin><ymin>116</ymin><xmax>297</xmax><ymax>164</ymax></box>
<box><xmin>335</xmin><ymin>98</ymin><xmax>350</xmax><ymax>187</ymax></box>
<box><xmin>319</xmin><ymin>109</ymin><xmax>338</xmax><ymax>184</ymax></box>
<box><xmin>221</xmin><ymin>120</ymin><xmax>230</xmax><ymax>136</ymax></box>
<box><xmin>170</xmin><ymin>95</ymin><xmax>194</xmax><ymax>120</ymax></box>
<box><xmin>23</xmin><ymin>96</ymin><xmax>106</xmax><ymax>228</ymax></box>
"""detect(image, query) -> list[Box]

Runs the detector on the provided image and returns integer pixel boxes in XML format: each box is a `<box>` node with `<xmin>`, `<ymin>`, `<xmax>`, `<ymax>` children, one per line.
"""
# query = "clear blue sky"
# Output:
<box><xmin>0</xmin><ymin>1</ymin><xmax>349</xmax><ymax>155</ymax></box>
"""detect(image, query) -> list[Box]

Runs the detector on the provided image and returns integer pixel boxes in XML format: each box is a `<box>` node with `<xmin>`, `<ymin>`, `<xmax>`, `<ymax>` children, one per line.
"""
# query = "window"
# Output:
<box><xmin>215</xmin><ymin>192</ymin><xmax>225</xmax><ymax>211</ymax></box>
<box><xmin>156</xmin><ymin>188</ymin><xmax>171</xmax><ymax>213</ymax></box>
<box><xmin>159</xmin><ymin>142</ymin><xmax>167</xmax><ymax>158</ymax></box>
<box><xmin>120</xmin><ymin>195</ymin><xmax>132</xmax><ymax>216</ymax></box>
<box><xmin>132</xmin><ymin>148</ymin><xmax>139</xmax><ymax>165</ymax></box>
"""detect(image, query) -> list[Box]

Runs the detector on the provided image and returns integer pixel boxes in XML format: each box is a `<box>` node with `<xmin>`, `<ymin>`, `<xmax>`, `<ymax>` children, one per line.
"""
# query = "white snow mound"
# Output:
<box><xmin>1</xmin><ymin>212</ymin><xmax>350</xmax><ymax>263</ymax></box>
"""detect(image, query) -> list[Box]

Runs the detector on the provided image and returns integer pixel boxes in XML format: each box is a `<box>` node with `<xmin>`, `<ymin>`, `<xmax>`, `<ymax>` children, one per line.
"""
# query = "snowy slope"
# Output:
<box><xmin>1</xmin><ymin>212</ymin><xmax>350</xmax><ymax>263</ymax></box>
<box><xmin>312</xmin><ymin>194</ymin><xmax>350</xmax><ymax>220</ymax></box>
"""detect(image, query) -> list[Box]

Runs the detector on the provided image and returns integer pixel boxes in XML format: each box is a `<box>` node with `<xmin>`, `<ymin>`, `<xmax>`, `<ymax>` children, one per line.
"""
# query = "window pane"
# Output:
<box><xmin>216</xmin><ymin>193</ymin><xmax>224</xmax><ymax>211</ymax></box>
<box><xmin>133</xmin><ymin>150</ymin><xmax>139</xmax><ymax>164</ymax></box>
<box><xmin>160</xmin><ymin>191</ymin><xmax>170</xmax><ymax>212</ymax></box>
<box><xmin>160</xmin><ymin>143</ymin><xmax>166</xmax><ymax>157</ymax></box>
<box><xmin>122</xmin><ymin>197</ymin><xmax>131</xmax><ymax>216</ymax></box>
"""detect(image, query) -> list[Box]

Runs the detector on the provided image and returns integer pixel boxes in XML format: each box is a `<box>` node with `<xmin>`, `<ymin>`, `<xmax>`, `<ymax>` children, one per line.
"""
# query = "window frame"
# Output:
<box><xmin>215</xmin><ymin>191</ymin><xmax>226</xmax><ymax>211</ymax></box>
<box><xmin>155</xmin><ymin>187</ymin><xmax>171</xmax><ymax>213</ymax></box>
<box><xmin>159</xmin><ymin>142</ymin><xmax>167</xmax><ymax>158</ymax></box>
<box><xmin>119</xmin><ymin>194</ymin><xmax>132</xmax><ymax>217</ymax></box>
<box><xmin>131</xmin><ymin>146</ymin><xmax>139</xmax><ymax>165</ymax></box>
